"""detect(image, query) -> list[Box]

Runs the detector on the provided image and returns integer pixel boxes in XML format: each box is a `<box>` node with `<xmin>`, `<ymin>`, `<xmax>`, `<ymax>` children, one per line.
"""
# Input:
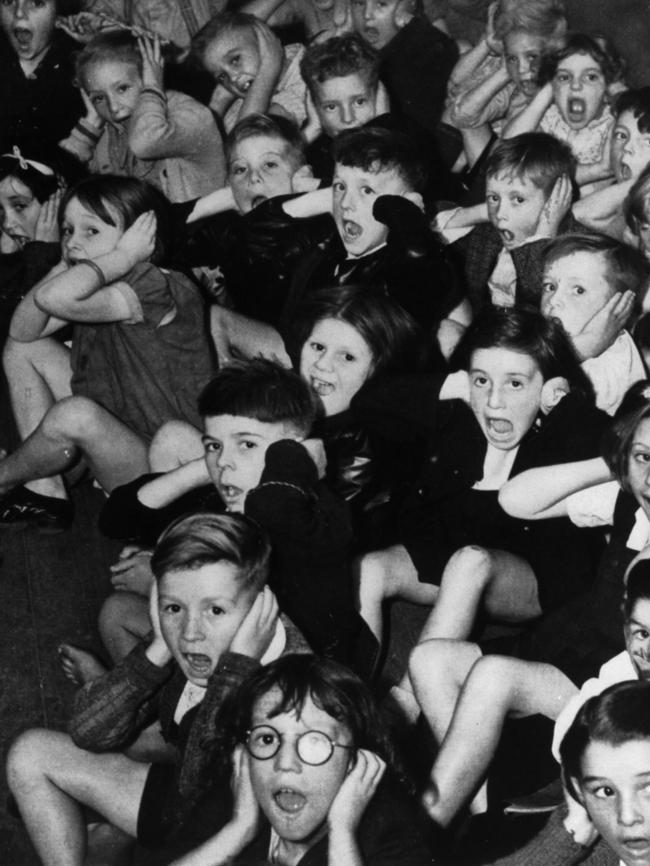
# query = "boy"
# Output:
<box><xmin>300</xmin><ymin>33</ymin><xmax>384</xmax><ymax>181</ymax></box>
<box><xmin>191</xmin><ymin>11</ymin><xmax>306</xmax><ymax>131</ymax></box>
<box><xmin>7</xmin><ymin>511</ymin><xmax>310</xmax><ymax>863</ymax></box>
<box><xmin>171</xmin><ymin>112</ymin><xmax>327</xmax><ymax>326</ymax></box>
<box><xmin>350</xmin><ymin>0</ymin><xmax>458</xmax><ymax>136</ymax></box>
<box><xmin>0</xmin><ymin>0</ymin><xmax>83</xmax><ymax>154</ymax></box>
<box><xmin>450</xmin><ymin>131</ymin><xmax>584</xmax><ymax>313</ymax></box>
<box><xmin>100</xmin><ymin>359</ymin><xmax>362</xmax><ymax>667</ymax></box>
<box><xmin>172</xmin><ymin>654</ymin><xmax>433</xmax><ymax>865</ymax></box>
<box><xmin>541</xmin><ymin>233</ymin><xmax>648</xmax><ymax>415</ymax></box>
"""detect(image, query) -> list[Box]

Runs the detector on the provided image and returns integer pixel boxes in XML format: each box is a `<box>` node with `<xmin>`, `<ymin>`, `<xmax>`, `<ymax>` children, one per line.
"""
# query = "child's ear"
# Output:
<box><xmin>291</xmin><ymin>165</ymin><xmax>320</xmax><ymax>194</ymax></box>
<box><xmin>540</xmin><ymin>376</ymin><xmax>569</xmax><ymax>414</ymax></box>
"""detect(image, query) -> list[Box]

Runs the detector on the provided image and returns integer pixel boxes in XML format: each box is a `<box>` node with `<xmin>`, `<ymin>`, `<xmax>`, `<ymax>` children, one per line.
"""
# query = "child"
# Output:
<box><xmin>0</xmin><ymin>0</ymin><xmax>83</xmax><ymax>155</ymax></box>
<box><xmin>489</xmin><ymin>681</ymin><xmax>650</xmax><ymax>865</ymax></box>
<box><xmin>63</xmin><ymin>30</ymin><xmax>225</xmax><ymax>202</ymax></box>
<box><xmin>503</xmin><ymin>33</ymin><xmax>624</xmax><ymax>192</ymax></box>
<box><xmin>171</xmin><ymin>112</ymin><xmax>326</xmax><ymax>324</ymax></box>
<box><xmin>445</xmin><ymin>131</ymin><xmax>581</xmax><ymax>313</ymax></box>
<box><xmin>541</xmin><ymin>233</ymin><xmax>648</xmax><ymax>415</ymax></box>
<box><xmin>355</xmin><ymin>306</ymin><xmax>608</xmax><ymax>650</ymax></box>
<box><xmin>99</xmin><ymin>359</ymin><xmax>362</xmax><ymax>666</ymax></box>
<box><xmin>300</xmin><ymin>33</ymin><xmax>384</xmax><ymax>182</ymax></box>
<box><xmin>0</xmin><ymin>175</ymin><xmax>214</xmax><ymax>532</ymax></box>
<box><xmin>168</xmin><ymin>654</ymin><xmax>433</xmax><ymax>865</ymax></box>
<box><xmin>6</xmin><ymin>511</ymin><xmax>311</xmax><ymax>863</ymax></box>
<box><xmin>350</xmin><ymin>0</ymin><xmax>459</xmax><ymax>137</ymax></box>
<box><xmin>444</xmin><ymin>0</ymin><xmax>567</xmax><ymax>167</ymax></box>
<box><xmin>0</xmin><ymin>147</ymin><xmax>85</xmax><ymax>324</ymax></box>
<box><xmin>573</xmin><ymin>87</ymin><xmax>650</xmax><ymax>238</ymax></box>
<box><xmin>625</xmin><ymin>162</ymin><xmax>650</xmax><ymax>259</ymax></box>
<box><xmin>191</xmin><ymin>11</ymin><xmax>307</xmax><ymax>132</ymax></box>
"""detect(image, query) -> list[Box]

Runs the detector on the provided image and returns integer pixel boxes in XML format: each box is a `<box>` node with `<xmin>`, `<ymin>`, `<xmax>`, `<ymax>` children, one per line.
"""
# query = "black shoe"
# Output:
<box><xmin>0</xmin><ymin>486</ymin><xmax>73</xmax><ymax>533</ymax></box>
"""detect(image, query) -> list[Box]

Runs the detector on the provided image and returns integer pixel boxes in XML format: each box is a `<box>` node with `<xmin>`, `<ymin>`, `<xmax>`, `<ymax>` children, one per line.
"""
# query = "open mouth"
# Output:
<box><xmin>12</xmin><ymin>27</ymin><xmax>33</xmax><ymax>50</ymax></box>
<box><xmin>182</xmin><ymin>652</ymin><xmax>212</xmax><ymax>679</ymax></box>
<box><xmin>567</xmin><ymin>97</ymin><xmax>587</xmax><ymax>124</ymax></box>
<box><xmin>519</xmin><ymin>80</ymin><xmax>538</xmax><ymax>95</ymax></box>
<box><xmin>499</xmin><ymin>228</ymin><xmax>515</xmax><ymax>244</ymax></box>
<box><xmin>274</xmin><ymin>789</ymin><xmax>307</xmax><ymax>814</ymax></box>
<box><xmin>250</xmin><ymin>195</ymin><xmax>267</xmax><ymax>209</ymax></box>
<box><xmin>621</xmin><ymin>837</ymin><xmax>650</xmax><ymax>857</ymax></box>
<box><xmin>487</xmin><ymin>418</ymin><xmax>513</xmax><ymax>437</ymax></box>
<box><xmin>234</xmin><ymin>79</ymin><xmax>253</xmax><ymax>97</ymax></box>
<box><xmin>618</xmin><ymin>161</ymin><xmax>633</xmax><ymax>181</ymax></box>
<box><xmin>342</xmin><ymin>219</ymin><xmax>362</xmax><ymax>241</ymax></box>
<box><xmin>218</xmin><ymin>483</ymin><xmax>243</xmax><ymax>507</ymax></box>
<box><xmin>6</xmin><ymin>233</ymin><xmax>29</xmax><ymax>249</ymax></box>
<box><xmin>310</xmin><ymin>376</ymin><xmax>335</xmax><ymax>397</ymax></box>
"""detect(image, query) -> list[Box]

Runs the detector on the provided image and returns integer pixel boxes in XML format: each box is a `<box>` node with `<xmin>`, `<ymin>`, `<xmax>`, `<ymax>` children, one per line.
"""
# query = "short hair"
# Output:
<box><xmin>543</xmin><ymin>232</ymin><xmax>650</xmax><ymax>310</ymax></box>
<box><xmin>225</xmin><ymin>113</ymin><xmax>306</xmax><ymax>170</ymax></box>
<box><xmin>614</xmin><ymin>86</ymin><xmax>650</xmax><ymax>132</ymax></box>
<box><xmin>300</xmin><ymin>34</ymin><xmax>379</xmax><ymax>99</ymax></box>
<box><xmin>150</xmin><ymin>511</ymin><xmax>270</xmax><ymax>594</ymax></box>
<box><xmin>60</xmin><ymin>175</ymin><xmax>171</xmax><ymax>265</ymax></box>
<box><xmin>75</xmin><ymin>31</ymin><xmax>142</xmax><ymax>86</ymax></box>
<box><xmin>228</xmin><ymin>654</ymin><xmax>398</xmax><ymax>769</ymax></box>
<box><xmin>485</xmin><ymin>132</ymin><xmax>576</xmax><ymax>198</ymax></box>
<box><xmin>623</xmin><ymin>558</ymin><xmax>650</xmax><ymax>620</ymax></box>
<box><xmin>333</xmin><ymin>127</ymin><xmax>428</xmax><ymax>194</ymax></box>
<box><xmin>601</xmin><ymin>379</ymin><xmax>650</xmax><ymax>489</ymax></box>
<box><xmin>560</xmin><ymin>681</ymin><xmax>650</xmax><ymax>801</ymax></box>
<box><xmin>452</xmin><ymin>305</ymin><xmax>595</xmax><ymax>402</ymax></box>
<box><xmin>494</xmin><ymin>0</ymin><xmax>567</xmax><ymax>50</ymax></box>
<box><xmin>198</xmin><ymin>359</ymin><xmax>318</xmax><ymax>437</ymax></box>
<box><xmin>191</xmin><ymin>10</ymin><xmax>256</xmax><ymax>66</ymax></box>
<box><xmin>544</xmin><ymin>32</ymin><xmax>625</xmax><ymax>86</ymax></box>
<box><xmin>287</xmin><ymin>285</ymin><xmax>426</xmax><ymax>376</ymax></box>
<box><xmin>625</xmin><ymin>163</ymin><xmax>650</xmax><ymax>233</ymax></box>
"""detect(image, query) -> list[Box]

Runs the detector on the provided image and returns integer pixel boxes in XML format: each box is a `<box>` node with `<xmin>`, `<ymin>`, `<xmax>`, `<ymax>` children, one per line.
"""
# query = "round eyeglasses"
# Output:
<box><xmin>245</xmin><ymin>724</ymin><xmax>354</xmax><ymax>766</ymax></box>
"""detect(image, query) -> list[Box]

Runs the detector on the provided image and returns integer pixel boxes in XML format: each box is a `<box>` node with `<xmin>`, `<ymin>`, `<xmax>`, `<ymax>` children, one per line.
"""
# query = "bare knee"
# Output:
<box><xmin>443</xmin><ymin>545</ymin><xmax>494</xmax><ymax>588</ymax></box>
<box><xmin>465</xmin><ymin>655</ymin><xmax>518</xmax><ymax>701</ymax></box>
<box><xmin>42</xmin><ymin>395</ymin><xmax>105</xmax><ymax>441</ymax></box>
<box><xmin>148</xmin><ymin>420</ymin><xmax>202</xmax><ymax>471</ymax></box>
<box><xmin>409</xmin><ymin>640</ymin><xmax>481</xmax><ymax>691</ymax></box>
<box><xmin>7</xmin><ymin>729</ymin><xmax>63</xmax><ymax>790</ymax></box>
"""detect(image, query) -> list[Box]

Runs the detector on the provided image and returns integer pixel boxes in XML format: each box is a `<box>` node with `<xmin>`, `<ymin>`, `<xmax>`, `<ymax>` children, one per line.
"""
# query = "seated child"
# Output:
<box><xmin>171</xmin><ymin>112</ymin><xmax>325</xmax><ymax>324</ymax></box>
<box><xmin>62</xmin><ymin>30</ymin><xmax>225</xmax><ymax>201</ymax></box>
<box><xmin>0</xmin><ymin>0</ymin><xmax>83</xmax><ymax>155</ymax></box>
<box><xmin>191</xmin><ymin>11</ymin><xmax>307</xmax><ymax>132</ymax></box>
<box><xmin>0</xmin><ymin>147</ymin><xmax>86</xmax><ymax>324</ymax></box>
<box><xmin>168</xmin><ymin>654</ymin><xmax>434</xmax><ymax>865</ymax></box>
<box><xmin>541</xmin><ymin>232</ymin><xmax>648</xmax><ymax>415</ymax></box>
<box><xmin>6</xmin><ymin>511</ymin><xmax>311</xmax><ymax>862</ymax></box>
<box><xmin>444</xmin><ymin>131</ymin><xmax>582</xmax><ymax>313</ymax></box>
<box><xmin>489</xmin><ymin>681</ymin><xmax>650</xmax><ymax>866</ymax></box>
<box><xmin>503</xmin><ymin>33</ymin><xmax>624</xmax><ymax>192</ymax></box>
<box><xmin>444</xmin><ymin>0</ymin><xmax>567</xmax><ymax>168</ymax></box>
<box><xmin>355</xmin><ymin>306</ymin><xmax>609</xmax><ymax>651</ymax></box>
<box><xmin>409</xmin><ymin>547</ymin><xmax>650</xmax><ymax>828</ymax></box>
<box><xmin>573</xmin><ymin>87</ymin><xmax>650</xmax><ymax>238</ymax></box>
<box><xmin>0</xmin><ymin>175</ymin><xmax>214</xmax><ymax>532</ymax></box>
<box><xmin>300</xmin><ymin>33</ymin><xmax>385</xmax><ymax>182</ymax></box>
<box><xmin>99</xmin><ymin>359</ymin><xmax>362</xmax><ymax>666</ymax></box>
<box><xmin>350</xmin><ymin>0</ymin><xmax>459</xmax><ymax>137</ymax></box>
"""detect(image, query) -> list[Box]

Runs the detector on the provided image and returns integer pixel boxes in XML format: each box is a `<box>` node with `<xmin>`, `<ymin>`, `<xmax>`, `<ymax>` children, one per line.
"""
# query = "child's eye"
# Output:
<box><xmin>635</xmin><ymin>628</ymin><xmax>650</xmax><ymax>639</ymax></box>
<box><xmin>310</xmin><ymin>341</ymin><xmax>325</xmax><ymax>352</ymax></box>
<box><xmin>541</xmin><ymin>281</ymin><xmax>555</xmax><ymax>293</ymax></box>
<box><xmin>472</xmin><ymin>375</ymin><xmax>488</xmax><ymax>387</ymax></box>
<box><xmin>555</xmin><ymin>73</ymin><xmax>570</xmax><ymax>83</ymax></box>
<box><xmin>162</xmin><ymin>603</ymin><xmax>181</xmax><ymax>614</ymax></box>
<box><xmin>240</xmin><ymin>440</ymin><xmax>257</xmax><ymax>451</ymax></box>
<box><xmin>264</xmin><ymin>161</ymin><xmax>279</xmax><ymax>171</ymax></box>
<box><xmin>333</xmin><ymin>181</ymin><xmax>345</xmax><ymax>193</ymax></box>
<box><xmin>355</xmin><ymin>97</ymin><xmax>368</xmax><ymax>106</ymax></box>
<box><xmin>361</xmin><ymin>185</ymin><xmax>375</xmax><ymax>196</ymax></box>
<box><xmin>573</xmin><ymin>285</ymin><xmax>586</xmax><ymax>295</ymax></box>
<box><xmin>585</xmin><ymin>72</ymin><xmax>602</xmax><ymax>83</ymax></box>
<box><xmin>514</xmin><ymin>196</ymin><xmax>525</xmax><ymax>205</ymax></box>
<box><xmin>342</xmin><ymin>352</ymin><xmax>357</xmax><ymax>362</ymax></box>
<box><xmin>230</xmin><ymin>54</ymin><xmax>241</xmax><ymax>67</ymax></box>
<box><xmin>117</xmin><ymin>84</ymin><xmax>130</xmax><ymax>94</ymax></box>
<box><xmin>85</xmin><ymin>228</ymin><xmax>99</xmax><ymax>237</ymax></box>
<box><xmin>486</xmin><ymin>193</ymin><xmax>499</xmax><ymax>204</ymax></box>
<box><xmin>204</xmin><ymin>441</ymin><xmax>222</xmax><ymax>453</ymax></box>
<box><xmin>633</xmin><ymin>451</ymin><xmax>650</xmax><ymax>464</ymax></box>
<box><xmin>591</xmin><ymin>784</ymin><xmax>615</xmax><ymax>799</ymax></box>
<box><xmin>323</xmin><ymin>103</ymin><xmax>336</xmax><ymax>112</ymax></box>
<box><xmin>62</xmin><ymin>225</ymin><xmax>73</xmax><ymax>237</ymax></box>
<box><xmin>614</xmin><ymin>130</ymin><xmax>627</xmax><ymax>141</ymax></box>
<box><xmin>91</xmin><ymin>95</ymin><xmax>104</xmax><ymax>105</ymax></box>
<box><xmin>210</xmin><ymin>605</ymin><xmax>225</xmax><ymax>616</ymax></box>
<box><xmin>509</xmin><ymin>379</ymin><xmax>524</xmax><ymax>389</ymax></box>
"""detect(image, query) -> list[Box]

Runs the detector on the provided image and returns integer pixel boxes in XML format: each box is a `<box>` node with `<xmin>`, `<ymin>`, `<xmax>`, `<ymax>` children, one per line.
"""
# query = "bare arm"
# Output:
<box><xmin>237</xmin><ymin>21</ymin><xmax>284</xmax><ymax>120</ymax></box>
<box><xmin>9</xmin><ymin>260</ymin><xmax>70</xmax><ymax>341</ymax></box>
<box><xmin>137</xmin><ymin>458</ymin><xmax>211</xmax><ymax>509</ymax></box>
<box><xmin>572</xmin><ymin>179</ymin><xmax>634</xmax><ymax>230</ymax></box>
<box><xmin>185</xmin><ymin>186</ymin><xmax>237</xmax><ymax>223</ymax></box>
<box><xmin>498</xmin><ymin>457</ymin><xmax>613</xmax><ymax>520</ymax></box>
<box><xmin>282</xmin><ymin>186</ymin><xmax>332</xmax><ymax>218</ymax></box>
<box><xmin>502</xmin><ymin>82</ymin><xmax>553</xmax><ymax>138</ymax></box>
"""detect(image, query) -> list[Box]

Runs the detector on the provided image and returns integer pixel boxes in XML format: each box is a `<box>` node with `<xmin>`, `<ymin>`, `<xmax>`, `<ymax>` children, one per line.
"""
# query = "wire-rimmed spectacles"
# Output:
<box><xmin>245</xmin><ymin>724</ymin><xmax>354</xmax><ymax>766</ymax></box>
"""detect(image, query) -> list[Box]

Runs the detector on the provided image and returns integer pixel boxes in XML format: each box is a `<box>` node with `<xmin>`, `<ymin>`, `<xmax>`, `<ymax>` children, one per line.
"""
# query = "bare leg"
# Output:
<box><xmin>3</xmin><ymin>336</ymin><xmax>72</xmax><ymax>499</ymax></box>
<box><xmin>148</xmin><ymin>419</ymin><xmax>203</xmax><ymax>472</ymax></box>
<box><xmin>419</xmin><ymin>545</ymin><xmax>541</xmax><ymax>643</ymax></box>
<box><xmin>6</xmin><ymin>729</ymin><xmax>149</xmax><ymax>866</ymax></box>
<box><xmin>355</xmin><ymin>544</ymin><xmax>438</xmax><ymax>645</ymax></box>
<box><xmin>0</xmin><ymin>396</ymin><xmax>148</xmax><ymax>496</ymax></box>
<box><xmin>99</xmin><ymin>592</ymin><xmax>151</xmax><ymax>666</ymax></box>
<box><xmin>413</xmin><ymin>649</ymin><xmax>577</xmax><ymax>826</ymax></box>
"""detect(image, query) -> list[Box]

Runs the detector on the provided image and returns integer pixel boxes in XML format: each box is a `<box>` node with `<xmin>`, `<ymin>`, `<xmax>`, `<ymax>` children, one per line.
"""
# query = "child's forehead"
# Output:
<box><xmin>545</xmin><ymin>248</ymin><xmax>608</xmax><ymax>275</ymax></box>
<box><xmin>486</xmin><ymin>170</ymin><xmax>541</xmax><ymax>192</ymax></box>
<box><xmin>469</xmin><ymin>346</ymin><xmax>541</xmax><ymax>376</ymax></box>
<box><xmin>251</xmin><ymin>689</ymin><xmax>347</xmax><ymax>736</ymax></box>
<box><xmin>627</xmin><ymin>595</ymin><xmax>650</xmax><ymax>624</ymax></box>
<box><xmin>315</xmin><ymin>72</ymin><xmax>375</xmax><ymax>99</ymax></box>
<box><xmin>230</xmin><ymin>135</ymin><xmax>292</xmax><ymax>163</ymax></box>
<box><xmin>204</xmin><ymin>414</ymin><xmax>292</xmax><ymax>438</ymax></box>
<box><xmin>335</xmin><ymin>161</ymin><xmax>403</xmax><ymax>188</ymax></box>
<box><xmin>556</xmin><ymin>51</ymin><xmax>603</xmax><ymax>72</ymax></box>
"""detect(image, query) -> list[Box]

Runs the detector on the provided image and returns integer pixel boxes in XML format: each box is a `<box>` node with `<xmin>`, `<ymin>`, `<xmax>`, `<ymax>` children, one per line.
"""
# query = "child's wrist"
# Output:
<box><xmin>145</xmin><ymin>639</ymin><xmax>172</xmax><ymax>667</ymax></box>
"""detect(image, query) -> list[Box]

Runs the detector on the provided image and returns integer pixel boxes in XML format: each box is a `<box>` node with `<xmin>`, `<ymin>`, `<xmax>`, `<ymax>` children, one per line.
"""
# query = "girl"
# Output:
<box><xmin>0</xmin><ymin>146</ymin><xmax>85</xmax><ymax>322</ymax></box>
<box><xmin>168</xmin><ymin>654</ymin><xmax>432</xmax><ymax>865</ymax></box>
<box><xmin>0</xmin><ymin>175</ymin><xmax>214</xmax><ymax>532</ymax></box>
<box><xmin>444</xmin><ymin>0</ymin><xmax>567</xmax><ymax>167</ymax></box>
<box><xmin>356</xmin><ymin>305</ymin><xmax>609</xmax><ymax>648</ymax></box>
<box><xmin>503</xmin><ymin>33</ymin><xmax>625</xmax><ymax>191</ymax></box>
<box><xmin>62</xmin><ymin>30</ymin><xmax>225</xmax><ymax>202</ymax></box>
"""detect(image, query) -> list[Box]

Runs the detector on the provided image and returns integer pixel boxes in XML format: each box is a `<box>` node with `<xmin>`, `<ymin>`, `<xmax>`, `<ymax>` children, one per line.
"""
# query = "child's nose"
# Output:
<box><xmin>182</xmin><ymin>612</ymin><xmax>205</xmax><ymax>642</ymax></box>
<box><xmin>14</xmin><ymin>0</ymin><xmax>27</xmax><ymax>19</ymax></box>
<box><xmin>363</xmin><ymin>3</ymin><xmax>374</xmax><ymax>21</ymax></box>
<box><xmin>215</xmin><ymin>447</ymin><xmax>235</xmax><ymax>469</ymax></box>
<box><xmin>570</xmin><ymin>77</ymin><xmax>582</xmax><ymax>91</ymax></box>
<box><xmin>617</xmin><ymin>793</ymin><xmax>643</xmax><ymax>827</ymax></box>
<box><xmin>341</xmin><ymin>103</ymin><xmax>354</xmax><ymax>125</ymax></box>
<box><xmin>315</xmin><ymin>350</ymin><xmax>334</xmax><ymax>370</ymax></box>
<box><xmin>273</xmin><ymin>740</ymin><xmax>302</xmax><ymax>773</ymax></box>
<box><xmin>487</xmin><ymin>385</ymin><xmax>505</xmax><ymax>408</ymax></box>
